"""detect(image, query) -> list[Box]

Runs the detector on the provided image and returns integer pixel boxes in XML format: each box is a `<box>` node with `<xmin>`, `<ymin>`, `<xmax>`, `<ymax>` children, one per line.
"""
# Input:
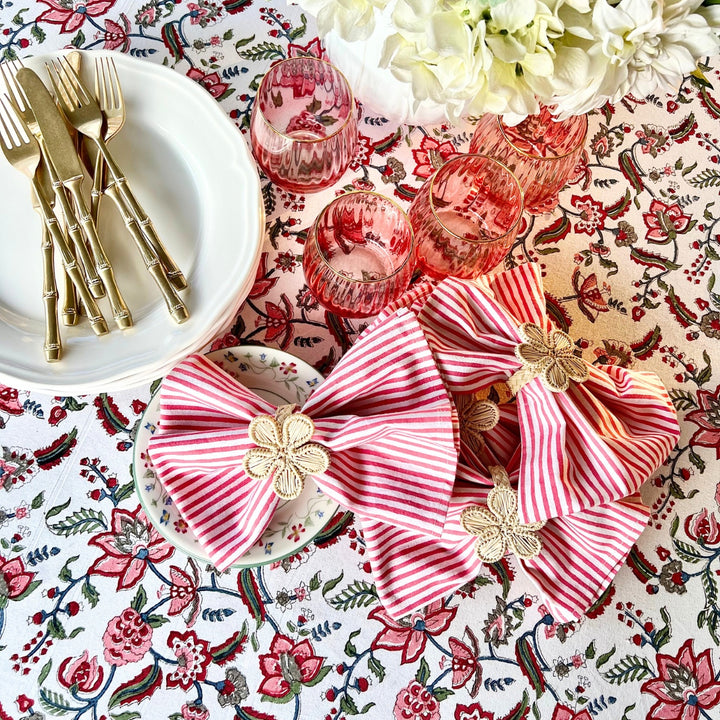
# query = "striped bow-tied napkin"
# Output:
<box><xmin>146</xmin><ymin>308</ymin><xmax>458</xmax><ymax>571</ymax></box>
<box><xmin>364</xmin><ymin>262</ymin><xmax>680</xmax><ymax>620</ymax></box>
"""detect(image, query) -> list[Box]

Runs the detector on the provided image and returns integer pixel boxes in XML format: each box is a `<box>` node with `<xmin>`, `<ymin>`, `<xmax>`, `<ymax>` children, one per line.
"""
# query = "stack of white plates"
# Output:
<box><xmin>0</xmin><ymin>51</ymin><xmax>263</xmax><ymax>395</ymax></box>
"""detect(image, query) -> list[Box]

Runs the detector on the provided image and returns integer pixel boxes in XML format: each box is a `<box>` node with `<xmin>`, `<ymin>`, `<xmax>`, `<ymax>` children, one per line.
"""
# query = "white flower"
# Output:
<box><xmin>551</xmin><ymin>0</ymin><xmax>720</xmax><ymax>117</ymax></box>
<box><xmin>294</xmin><ymin>0</ymin><xmax>390</xmax><ymax>41</ymax></box>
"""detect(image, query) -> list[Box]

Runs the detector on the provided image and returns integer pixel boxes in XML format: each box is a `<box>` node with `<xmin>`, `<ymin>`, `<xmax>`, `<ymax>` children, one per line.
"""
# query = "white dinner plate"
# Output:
<box><xmin>134</xmin><ymin>346</ymin><xmax>339</xmax><ymax>567</ymax></box>
<box><xmin>0</xmin><ymin>50</ymin><xmax>263</xmax><ymax>393</ymax></box>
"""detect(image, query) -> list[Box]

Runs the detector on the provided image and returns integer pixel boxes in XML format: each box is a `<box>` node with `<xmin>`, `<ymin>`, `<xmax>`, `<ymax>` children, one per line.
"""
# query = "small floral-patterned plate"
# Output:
<box><xmin>133</xmin><ymin>346</ymin><xmax>338</xmax><ymax>567</ymax></box>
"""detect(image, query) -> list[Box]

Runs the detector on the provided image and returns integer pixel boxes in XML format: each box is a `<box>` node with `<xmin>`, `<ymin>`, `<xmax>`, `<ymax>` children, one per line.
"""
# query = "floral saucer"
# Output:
<box><xmin>133</xmin><ymin>346</ymin><xmax>338</xmax><ymax>567</ymax></box>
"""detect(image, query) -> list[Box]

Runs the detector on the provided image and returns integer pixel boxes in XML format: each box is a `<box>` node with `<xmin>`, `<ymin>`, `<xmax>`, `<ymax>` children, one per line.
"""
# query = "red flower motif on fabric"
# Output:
<box><xmin>101</xmin><ymin>14</ymin><xmax>130</xmax><ymax>51</ymax></box>
<box><xmin>186</xmin><ymin>68</ymin><xmax>229</xmax><ymax>99</ymax></box>
<box><xmin>287</xmin><ymin>37</ymin><xmax>323</xmax><ymax>59</ymax></box>
<box><xmin>0</xmin><ymin>385</ymin><xmax>23</xmax><ymax>415</ymax></box>
<box><xmin>686</xmin><ymin>384</ymin><xmax>720</xmax><ymax>460</ymax></box>
<box><xmin>88</xmin><ymin>505</ymin><xmax>174</xmax><ymax>590</ymax></box>
<box><xmin>412</xmin><ymin>135</ymin><xmax>457</xmax><ymax>179</ymax></box>
<box><xmin>0</xmin><ymin>555</ymin><xmax>34</xmax><ymax>600</ymax></box>
<box><xmin>249</xmin><ymin>252</ymin><xmax>280</xmax><ymax>299</ymax></box>
<box><xmin>685</xmin><ymin>509</ymin><xmax>720</xmax><ymax>545</ymax></box>
<box><xmin>258</xmin><ymin>633</ymin><xmax>325</xmax><ymax>698</ymax></box>
<box><xmin>102</xmin><ymin>608</ymin><xmax>153</xmax><ymax>665</ymax></box>
<box><xmin>58</xmin><ymin>651</ymin><xmax>104</xmax><ymax>693</ymax></box>
<box><xmin>393</xmin><ymin>680</ymin><xmax>440</xmax><ymax>720</ymax></box>
<box><xmin>551</xmin><ymin>705</ymin><xmax>592</xmax><ymax>720</ymax></box>
<box><xmin>369</xmin><ymin>601</ymin><xmax>457</xmax><ymax>664</ymax></box>
<box><xmin>572</xmin><ymin>268</ymin><xmax>610</xmax><ymax>322</ymax></box>
<box><xmin>571</xmin><ymin>195</ymin><xmax>606</xmax><ymax>235</ymax></box>
<box><xmin>449</xmin><ymin>634</ymin><xmax>482</xmax><ymax>695</ymax></box>
<box><xmin>257</xmin><ymin>294</ymin><xmax>294</xmax><ymax>349</ymax></box>
<box><xmin>38</xmin><ymin>0</ymin><xmax>116</xmax><ymax>33</ymax></box>
<box><xmin>643</xmin><ymin>199</ymin><xmax>692</xmax><ymax>244</ymax></box>
<box><xmin>166</xmin><ymin>630</ymin><xmax>212</xmax><ymax>690</ymax></box>
<box><xmin>167</xmin><ymin>560</ymin><xmax>201</xmax><ymax>627</ymax></box>
<box><xmin>641</xmin><ymin>639</ymin><xmax>720</xmax><ymax>720</ymax></box>
<box><xmin>349</xmin><ymin>133</ymin><xmax>374</xmax><ymax>171</ymax></box>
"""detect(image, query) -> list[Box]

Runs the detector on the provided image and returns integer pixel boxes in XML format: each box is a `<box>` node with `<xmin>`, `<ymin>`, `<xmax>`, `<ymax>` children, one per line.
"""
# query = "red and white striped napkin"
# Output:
<box><xmin>146</xmin><ymin>308</ymin><xmax>458</xmax><ymax>571</ymax></box>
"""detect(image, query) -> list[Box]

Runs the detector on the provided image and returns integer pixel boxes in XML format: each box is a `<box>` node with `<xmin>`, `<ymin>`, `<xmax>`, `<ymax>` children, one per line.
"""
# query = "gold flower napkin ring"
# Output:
<box><xmin>459</xmin><ymin>465</ymin><xmax>545</xmax><ymax>563</ymax></box>
<box><xmin>243</xmin><ymin>404</ymin><xmax>331</xmax><ymax>500</ymax></box>
<box><xmin>507</xmin><ymin>322</ymin><xmax>589</xmax><ymax>394</ymax></box>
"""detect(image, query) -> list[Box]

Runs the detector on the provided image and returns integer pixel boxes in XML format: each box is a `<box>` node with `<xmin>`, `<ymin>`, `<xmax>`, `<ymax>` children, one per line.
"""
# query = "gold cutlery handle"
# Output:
<box><xmin>36</xmin><ymin>137</ymin><xmax>105</xmax><ymax>300</ymax></box>
<box><xmin>62</xmin><ymin>270</ymin><xmax>79</xmax><ymax>326</ymax></box>
<box><xmin>104</xmin><ymin>183</ymin><xmax>190</xmax><ymax>324</ymax></box>
<box><xmin>66</xmin><ymin>178</ymin><xmax>133</xmax><ymax>330</ymax></box>
<box><xmin>32</xmin><ymin>177</ymin><xmax>109</xmax><ymax>336</ymax></box>
<box><xmin>38</xmin><ymin>211</ymin><xmax>61</xmax><ymax>362</ymax></box>
<box><xmin>97</xmin><ymin>138</ymin><xmax>187</xmax><ymax>290</ymax></box>
<box><xmin>90</xmin><ymin>149</ymin><xmax>103</xmax><ymax>223</ymax></box>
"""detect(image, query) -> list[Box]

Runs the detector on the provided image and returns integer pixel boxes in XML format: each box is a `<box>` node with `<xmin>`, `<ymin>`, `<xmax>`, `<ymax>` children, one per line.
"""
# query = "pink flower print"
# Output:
<box><xmin>102</xmin><ymin>608</ymin><xmax>153</xmax><ymax>666</ymax></box>
<box><xmin>58</xmin><ymin>650</ymin><xmax>104</xmax><ymax>693</ymax></box>
<box><xmin>166</xmin><ymin>631</ymin><xmax>212</xmax><ymax>690</ymax></box>
<box><xmin>0</xmin><ymin>555</ymin><xmax>34</xmax><ymax>600</ymax></box>
<box><xmin>38</xmin><ymin>0</ymin><xmax>117</xmax><ymax>34</ymax></box>
<box><xmin>571</xmin><ymin>195</ymin><xmax>606</xmax><ymax>235</ymax></box>
<box><xmin>393</xmin><ymin>680</ymin><xmax>440</xmax><ymax>720</ymax></box>
<box><xmin>643</xmin><ymin>199</ymin><xmax>691</xmax><ymax>243</ymax></box>
<box><xmin>89</xmin><ymin>505</ymin><xmax>174</xmax><ymax>590</ymax></box>
<box><xmin>167</xmin><ymin>561</ymin><xmax>201</xmax><ymax>627</ymax></box>
<box><xmin>101</xmin><ymin>15</ymin><xmax>130</xmax><ymax>52</ymax></box>
<box><xmin>187</xmin><ymin>2</ymin><xmax>209</xmax><ymax>24</ymax></box>
<box><xmin>287</xmin><ymin>524</ymin><xmax>305</xmax><ymax>542</ymax></box>
<box><xmin>258</xmin><ymin>633</ymin><xmax>324</xmax><ymax>698</ymax></box>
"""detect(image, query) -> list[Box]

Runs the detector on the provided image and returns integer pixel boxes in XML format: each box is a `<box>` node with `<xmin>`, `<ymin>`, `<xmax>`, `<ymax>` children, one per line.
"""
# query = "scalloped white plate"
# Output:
<box><xmin>0</xmin><ymin>50</ymin><xmax>263</xmax><ymax>393</ymax></box>
<box><xmin>134</xmin><ymin>346</ymin><xmax>339</xmax><ymax>567</ymax></box>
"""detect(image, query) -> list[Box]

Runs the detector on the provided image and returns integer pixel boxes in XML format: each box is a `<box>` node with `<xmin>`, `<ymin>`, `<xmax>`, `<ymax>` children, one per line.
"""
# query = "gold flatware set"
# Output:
<box><xmin>0</xmin><ymin>52</ymin><xmax>189</xmax><ymax>364</ymax></box>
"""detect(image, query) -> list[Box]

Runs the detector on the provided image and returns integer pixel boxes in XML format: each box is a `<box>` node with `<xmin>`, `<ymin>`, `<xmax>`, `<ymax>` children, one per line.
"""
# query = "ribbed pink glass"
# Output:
<box><xmin>469</xmin><ymin>106</ymin><xmax>588</xmax><ymax>214</ymax></box>
<box><xmin>250</xmin><ymin>57</ymin><xmax>357</xmax><ymax>193</ymax></box>
<box><xmin>408</xmin><ymin>154</ymin><xmax>523</xmax><ymax>280</ymax></box>
<box><xmin>303</xmin><ymin>192</ymin><xmax>415</xmax><ymax>318</ymax></box>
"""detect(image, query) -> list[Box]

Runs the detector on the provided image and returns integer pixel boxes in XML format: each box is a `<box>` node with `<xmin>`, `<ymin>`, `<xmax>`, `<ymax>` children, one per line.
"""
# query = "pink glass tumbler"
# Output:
<box><xmin>303</xmin><ymin>192</ymin><xmax>415</xmax><ymax>318</ymax></box>
<box><xmin>469</xmin><ymin>106</ymin><xmax>588</xmax><ymax>214</ymax></box>
<box><xmin>250</xmin><ymin>57</ymin><xmax>358</xmax><ymax>193</ymax></box>
<box><xmin>408</xmin><ymin>154</ymin><xmax>523</xmax><ymax>280</ymax></box>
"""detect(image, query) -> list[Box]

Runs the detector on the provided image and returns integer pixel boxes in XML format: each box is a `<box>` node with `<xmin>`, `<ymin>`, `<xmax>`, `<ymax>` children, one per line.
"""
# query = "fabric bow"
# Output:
<box><xmin>147</xmin><ymin>309</ymin><xmax>458</xmax><ymax>571</ymax></box>
<box><xmin>363</xmin><ymin>402</ymin><xmax>652</xmax><ymax>622</ymax></box>
<box><xmin>390</xmin><ymin>262</ymin><xmax>680</xmax><ymax>525</ymax></box>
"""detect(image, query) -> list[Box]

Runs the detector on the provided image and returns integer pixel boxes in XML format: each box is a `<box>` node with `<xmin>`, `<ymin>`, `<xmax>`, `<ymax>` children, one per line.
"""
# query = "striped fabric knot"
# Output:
<box><xmin>244</xmin><ymin>405</ymin><xmax>331</xmax><ymax>500</ymax></box>
<box><xmin>508</xmin><ymin>322</ymin><xmax>589</xmax><ymax>394</ymax></box>
<box><xmin>460</xmin><ymin>465</ymin><xmax>545</xmax><ymax>563</ymax></box>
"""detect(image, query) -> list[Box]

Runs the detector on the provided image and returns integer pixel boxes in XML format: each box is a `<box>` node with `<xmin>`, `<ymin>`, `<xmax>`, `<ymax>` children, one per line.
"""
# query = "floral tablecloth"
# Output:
<box><xmin>1</xmin><ymin>2</ymin><xmax>720</xmax><ymax>719</ymax></box>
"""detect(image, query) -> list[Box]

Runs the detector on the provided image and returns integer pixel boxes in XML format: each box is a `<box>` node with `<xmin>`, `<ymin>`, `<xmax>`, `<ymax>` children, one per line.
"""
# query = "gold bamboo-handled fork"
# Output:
<box><xmin>0</xmin><ymin>97</ymin><xmax>108</xmax><ymax>338</ymax></box>
<box><xmin>47</xmin><ymin>57</ymin><xmax>190</xmax><ymax>324</ymax></box>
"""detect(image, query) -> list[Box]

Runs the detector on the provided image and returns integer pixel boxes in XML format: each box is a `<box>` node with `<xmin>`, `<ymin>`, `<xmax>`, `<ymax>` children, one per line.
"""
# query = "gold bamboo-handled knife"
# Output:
<box><xmin>17</xmin><ymin>67</ymin><xmax>134</xmax><ymax>330</ymax></box>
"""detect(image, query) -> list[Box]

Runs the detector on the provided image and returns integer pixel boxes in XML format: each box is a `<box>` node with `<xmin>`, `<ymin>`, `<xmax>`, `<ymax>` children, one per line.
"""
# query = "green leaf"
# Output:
<box><xmin>327</xmin><ymin>580</ymin><xmax>378</xmax><ymax>611</ymax></box>
<box><xmin>46</xmin><ymin>498</ymin><xmax>71</xmax><ymax>520</ymax></box>
<box><xmin>621</xmin><ymin>704</ymin><xmax>636</xmax><ymax>720</ymax></box>
<box><xmin>47</xmin><ymin>617</ymin><xmax>67</xmax><ymax>639</ymax></box>
<box><xmin>669</xmin><ymin>389</ymin><xmax>698</xmax><ymax>412</ymax></box>
<box><xmin>114</xmin><ymin>481</ymin><xmax>136</xmax><ymax>503</ymax></box>
<box><xmin>40</xmin><ymin>688</ymin><xmax>74</xmax><ymax>715</ymax></box>
<box><xmin>39</xmin><ymin>658</ymin><xmax>52</xmax><ymax>686</ymax></box>
<box><xmin>672</xmin><ymin>538</ymin><xmax>708</xmax><ymax>563</ymax></box>
<box><xmin>322</xmin><ymin>571</ymin><xmax>344</xmax><ymax>596</ymax></box>
<box><xmin>309</xmin><ymin>571</ymin><xmax>321</xmax><ymax>592</ymax></box>
<box><xmin>345</xmin><ymin>628</ymin><xmax>361</xmax><ymax>657</ymax></box>
<box><xmin>415</xmin><ymin>658</ymin><xmax>431</xmax><ymax>686</ymax></box>
<box><xmin>146</xmin><ymin>614</ymin><xmax>169</xmax><ymax>628</ymax></box>
<box><xmin>109</xmin><ymin>664</ymin><xmax>163</xmax><ymax>708</ymax></box>
<box><xmin>69</xmin><ymin>626</ymin><xmax>84</xmax><ymax>638</ymax></box>
<box><xmin>702</xmin><ymin>569</ymin><xmax>719</xmax><ymax>606</ymax></box>
<box><xmin>603</xmin><ymin>654</ymin><xmax>653</xmax><ymax>684</ymax></box>
<box><xmin>110</xmin><ymin>713</ymin><xmax>142</xmax><ymax>720</ymax></box>
<box><xmin>70</xmin><ymin>29</ymin><xmax>85</xmax><ymax>48</ymax></box>
<box><xmin>368</xmin><ymin>655</ymin><xmax>386</xmax><ymax>682</ymax></box>
<box><xmin>596</xmin><ymin>646</ymin><xmax>616</xmax><ymax>668</ymax></box>
<box><xmin>32</xmin><ymin>491</ymin><xmax>45</xmax><ymax>509</ymax></box>
<box><xmin>223</xmin><ymin>28</ymin><xmax>233</xmax><ymax>40</ymax></box>
<box><xmin>431</xmin><ymin>687</ymin><xmax>454</xmax><ymax>701</ymax></box>
<box><xmin>235</xmin><ymin>33</ymin><xmax>255</xmax><ymax>48</ymax></box>
<box><xmin>237</xmin><ymin>41</ymin><xmax>284</xmax><ymax>61</ymax></box>
<box><xmin>14</xmin><ymin>579</ymin><xmax>41</xmax><ymax>601</ymax></box>
<box><xmin>49</xmin><ymin>508</ymin><xmax>107</xmax><ymax>536</ymax></box>
<box><xmin>303</xmin><ymin>664</ymin><xmax>331</xmax><ymax>688</ymax></box>
<box><xmin>12</xmin><ymin>8</ymin><xmax>27</xmax><ymax>25</ymax></box>
<box><xmin>340</xmin><ymin>695</ymin><xmax>360</xmax><ymax>716</ymax></box>
<box><xmin>31</xmin><ymin>23</ymin><xmax>46</xmax><ymax>42</ymax></box>
<box><xmin>131</xmin><ymin>585</ymin><xmax>148</xmax><ymax>612</ymax></box>
<box><xmin>82</xmin><ymin>578</ymin><xmax>100</xmax><ymax>608</ymax></box>
<box><xmin>585</xmin><ymin>641</ymin><xmax>596</xmax><ymax>660</ymax></box>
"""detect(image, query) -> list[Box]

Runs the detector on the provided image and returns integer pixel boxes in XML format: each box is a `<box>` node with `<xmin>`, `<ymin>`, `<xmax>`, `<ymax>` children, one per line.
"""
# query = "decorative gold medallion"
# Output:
<box><xmin>243</xmin><ymin>405</ymin><xmax>330</xmax><ymax>500</ymax></box>
<box><xmin>460</xmin><ymin>465</ymin><xmax>545</xmax><ymax>563</ymax></box>
<box><xmin>508</xmin><ymin>322</ymin><xmax>589</xmax><ymax>394</ymax></box>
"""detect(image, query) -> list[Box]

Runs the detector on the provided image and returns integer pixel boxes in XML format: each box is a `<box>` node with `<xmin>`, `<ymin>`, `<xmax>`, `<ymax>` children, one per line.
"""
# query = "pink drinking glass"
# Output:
<box><xmin>250</xmin><ymin>57</ymin><xmax>358</xmax><ymax>193</ymax></box>
<box><xmin>408</xmin><ymin>154</ymin><xmax>523</xmax><ymax>280</ymax></box>
<box><xmin>469</xmin><ymin>105</ymin><xmax>588</xmax><ymax>214</ymax></box>
<box><xmin>302</xmin><ymin>191</ymin><xmax>415</xmax><ymax>318</ymax></box>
